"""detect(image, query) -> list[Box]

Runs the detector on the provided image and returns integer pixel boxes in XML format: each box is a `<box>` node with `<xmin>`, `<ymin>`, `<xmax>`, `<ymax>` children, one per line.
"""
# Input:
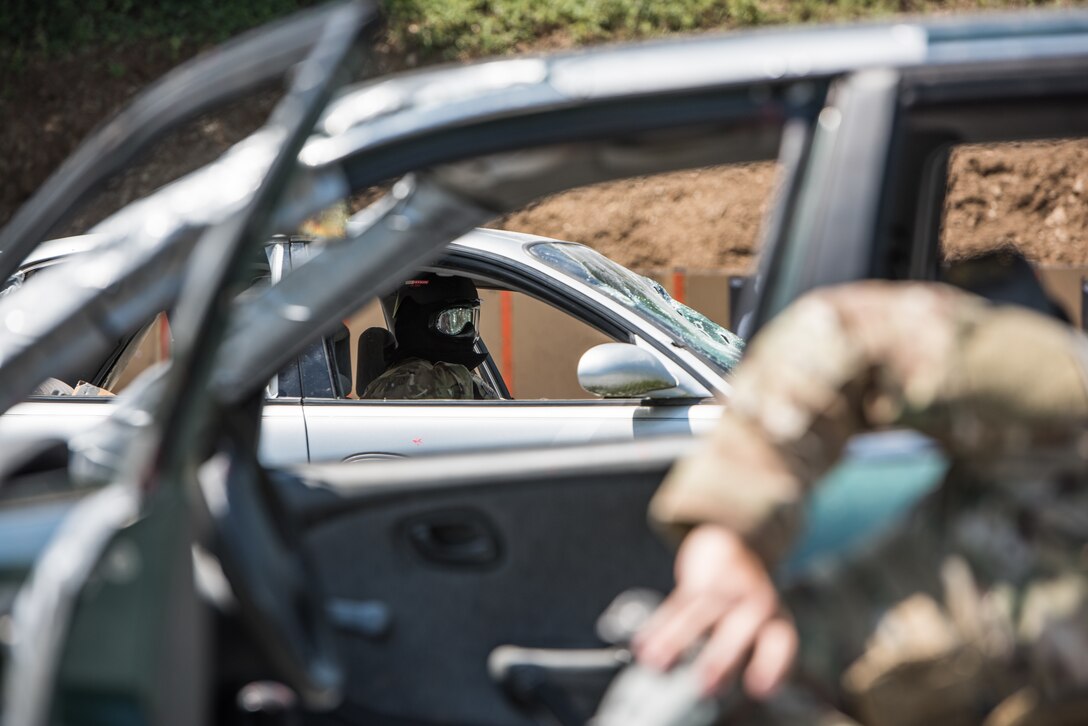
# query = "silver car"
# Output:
<box><xmin>1</xmin><ymin>228</ymin><xmax>739</xmax><ymax>465</ymax></box>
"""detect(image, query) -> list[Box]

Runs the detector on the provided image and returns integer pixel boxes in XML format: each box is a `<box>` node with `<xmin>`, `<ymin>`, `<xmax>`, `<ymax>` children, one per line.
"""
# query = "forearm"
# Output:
<box><xmin>651</xmin><ymin>281</ymin><xmax>1088</xmax><ymax>565</ymax></box>
<box><xmin>651</xmin><ymin>285</ymin><xmax>883</xmax><ymax>564</ymax></box>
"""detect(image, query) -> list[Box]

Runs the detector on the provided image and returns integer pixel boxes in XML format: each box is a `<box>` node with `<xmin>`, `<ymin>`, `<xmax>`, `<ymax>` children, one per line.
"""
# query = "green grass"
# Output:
<box><xmin>383</xmin><ymin>0</ymin><xmax>739</xmax><ymax>60</ymax></box>
<box><xmin>381</xmin><ymin>0</ymin><xmax>1083</xmax><ymax>62</ymax></box>
<box><xmin>1</xmin><ymin>0</ymin><xmax>1083</xmax><ymax>71</ymax></box>
<box><xmin>0</xmin><ymin>0</ymin><xmax>321</xmax><ymax>70</ymax></box>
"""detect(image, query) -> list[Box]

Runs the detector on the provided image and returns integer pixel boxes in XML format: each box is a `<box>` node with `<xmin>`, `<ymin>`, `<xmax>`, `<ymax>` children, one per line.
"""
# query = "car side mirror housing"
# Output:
<box><xmin>577</xmin><ymin>343</ymin><xmax>706</xmax><ymax>399</ymax></box>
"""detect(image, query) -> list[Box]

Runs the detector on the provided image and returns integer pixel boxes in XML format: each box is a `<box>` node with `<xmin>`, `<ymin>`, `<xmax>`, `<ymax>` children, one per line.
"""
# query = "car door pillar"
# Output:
<box><xmin>757</xmin><ymin>69</ymin><xmax>902</xmax><ymax>326</ymax></box>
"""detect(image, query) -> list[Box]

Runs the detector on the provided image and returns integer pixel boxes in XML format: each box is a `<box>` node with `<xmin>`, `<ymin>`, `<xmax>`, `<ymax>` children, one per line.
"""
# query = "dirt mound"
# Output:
<box><xmin>944</xmin><ymin>140</ymin><xmax>1088</xmax><ymax>265</ymax></box>
<box><xmin>496</xmin><ymin>138</ymin><xmax>1088</xmax><ymax>275</ymax></box>
<box><xmin>0</xmin><ymin>42</ymin><xmax>275</xmax><ymax>237</ymax></box>
<box><xmin>0</xmin><ymin>45</ymin><xmax>187</xmax><ymax>230</ymax></box>
<box><xmin>496</xmin><ymin>163</ymin><xmax>776</xmax><ymax>273</ymax></box>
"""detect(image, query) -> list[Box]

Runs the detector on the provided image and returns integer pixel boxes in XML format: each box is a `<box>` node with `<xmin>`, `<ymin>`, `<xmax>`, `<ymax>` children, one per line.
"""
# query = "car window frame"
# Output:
<box><xmin>755</xmin><ymin>54</ymin><xmax>1088</xmax><ymax>324</ymax></box>
<box><xmin>445</xmin><ymin>247</ymin><xmax>727</xmax><ymax>398</ymax></box>
<box><xmin>894</xmin><ymin>55</ymin><xmax>1088</xmax><ymax>285</ymax></box>
<box><xmin>285</xmin><ymin>231</ymin><xmax>743</xmax><ymax>405</ymax></box>
<box><xmin>295</xmin><ymin>249</ymin><xmax>697</xmax><ymax>405</ymax></box>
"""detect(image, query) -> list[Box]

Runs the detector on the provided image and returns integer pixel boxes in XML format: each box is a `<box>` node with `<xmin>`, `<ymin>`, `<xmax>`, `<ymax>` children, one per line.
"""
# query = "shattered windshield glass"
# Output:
<box><xmin>529</xmin><ymin>242</ymin><xmax>744</xmax><ymax>372</ymax></box>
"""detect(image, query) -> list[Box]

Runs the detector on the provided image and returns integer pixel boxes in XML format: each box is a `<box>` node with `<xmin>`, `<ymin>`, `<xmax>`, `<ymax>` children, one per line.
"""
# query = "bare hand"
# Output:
<box><xmin>631</xmin><ymin>524</ymin><xmax>797</xmax><ymax>699</ymax></box>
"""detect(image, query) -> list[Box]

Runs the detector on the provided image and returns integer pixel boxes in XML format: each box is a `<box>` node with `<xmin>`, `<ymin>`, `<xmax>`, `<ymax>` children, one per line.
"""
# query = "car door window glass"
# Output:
<box><xmin>338</xmin><ymin>285</ymin><xmax>612</xmax><ymax>401</ymax></box>
<box><xmin>26</xmin><ymin>311</ymin><xmax>171</xmax><ymax>399</ymax></box>
<box><xmin>479</xmin><ymin>288</ymin><xmax>611</xmax><ymax>399</ymax></box>
<box><xmin>103</xmin><ymin>312</ymin><xmax>173</xmax><ymax>392</ymax></box>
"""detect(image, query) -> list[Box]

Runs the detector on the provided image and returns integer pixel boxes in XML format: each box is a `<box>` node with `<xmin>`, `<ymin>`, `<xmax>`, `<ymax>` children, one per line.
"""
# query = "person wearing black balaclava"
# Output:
<box><xmin>361</xmin><ymin>273</ymin><xmax>499</xmax><ymax>400</ymax></box>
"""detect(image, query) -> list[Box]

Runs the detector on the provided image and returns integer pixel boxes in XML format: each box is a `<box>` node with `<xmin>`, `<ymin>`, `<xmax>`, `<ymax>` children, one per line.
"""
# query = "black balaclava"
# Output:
<box><xmin>385</xmin><ymin>273</ymin><xmax>488</xmax><ymax>368</ymax></box>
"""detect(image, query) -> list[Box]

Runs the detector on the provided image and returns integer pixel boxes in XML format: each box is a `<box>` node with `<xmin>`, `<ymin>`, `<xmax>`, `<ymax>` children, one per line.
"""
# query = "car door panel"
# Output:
<box><xmin>285</xmin><ymin>430</ymin><xmax>947</xmax><ymax>725</ymax></box>
<box><xmin>301</xmin><ymin>400</ymin><xmax>719</xmax><ymax>461</ymax></box>
<box><xmin>258</xmin><ymin>399</ymin><xmax>311</xmax><ymax>466</ymax></box>
<box><xmin>283</xmin><ymin>438</ymin><xmax>691</xmax><ymax>725</ymax></box>
<box><xmin>0</xmin><ymin>400</ymin><xmax>115</xmax><ymax>447</ymax></box>
<box><xmin>2</xmin><ymin>399</ymin><xmax>311</xmax><ymax>468</ymax></box>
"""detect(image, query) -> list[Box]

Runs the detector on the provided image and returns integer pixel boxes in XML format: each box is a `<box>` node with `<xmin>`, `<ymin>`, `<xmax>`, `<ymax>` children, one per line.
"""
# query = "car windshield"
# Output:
<box><xmin>528</xmin><ymin>242</ymin><xmax>744</xmax><ymax>372</ymax></box>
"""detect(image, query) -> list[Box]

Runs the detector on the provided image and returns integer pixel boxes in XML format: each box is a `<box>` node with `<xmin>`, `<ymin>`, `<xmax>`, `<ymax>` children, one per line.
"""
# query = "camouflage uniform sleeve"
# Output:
<box><xmin>472</xmin><ymin>374</ymin><xmax>500</xmax><ymax>400</ymax></box>
<box><xmin>361</xmin><ymin>359</ymin><xmax>481</xmax><ymax>400</ymax></box>
<box><xmin>360</xmin><ymin>360</ymin><xmax>429</xmax><ymax>399</ymax></box>
<box><xmin>650</xmin><ymin>281</ymin><xmax>1088</xmax><ymax>566</ymax></box>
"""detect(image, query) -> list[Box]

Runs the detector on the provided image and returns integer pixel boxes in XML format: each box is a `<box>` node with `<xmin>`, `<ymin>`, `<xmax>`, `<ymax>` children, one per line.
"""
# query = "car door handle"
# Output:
<box><xmin>489</xmin><ymin>645</ymin><xmax>629</xmax><ymax>726</ymax></box>
<box><xmin>490</xmin><ymin>645</ymin><xmax>629</xmax><ymax>679</ymax></box>
<box><xmin>402</xmin><ymin>510</ymin><xmax>501</xmax><ymax>568</ymax></box>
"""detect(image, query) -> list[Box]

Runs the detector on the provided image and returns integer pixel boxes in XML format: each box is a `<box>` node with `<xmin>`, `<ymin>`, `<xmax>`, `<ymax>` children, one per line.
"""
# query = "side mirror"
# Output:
<box><xmin>578</xmin><ymin>343</ymin><xmax>705</xmax><ymax>399</ymax></box>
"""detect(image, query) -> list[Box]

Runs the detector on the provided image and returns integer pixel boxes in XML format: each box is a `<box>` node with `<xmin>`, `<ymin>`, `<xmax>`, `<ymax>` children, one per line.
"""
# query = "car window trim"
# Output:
<box><xmin>21</xmin><ymin>396</ymin><xmax>117</xmax><ymax>404</ymax></box>
<box><xmin>333</xmin><ymin>87</ymin><xmax>801</xmax><ymax>198</ymax></box>
<box><xmin>445</xmin><ymin>249</ymin><xmax>728</xmax><ymax>392</ymax></box>
<box><xmin>759</xmin><ymin>70</ymin><xmax>901</xmax><ymax>324</ymax></box>
<box><xmin>299</xmin><ymin>397</ymin><xmax>673</xmax><ymax>407</ymax></box>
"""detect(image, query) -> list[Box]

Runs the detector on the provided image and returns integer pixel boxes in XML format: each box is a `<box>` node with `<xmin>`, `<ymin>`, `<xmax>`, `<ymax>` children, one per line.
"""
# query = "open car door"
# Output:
<box><xmin>279</xmin><ymin>438</ymin><xmax>689</xmax><ymax>724</ymax></box>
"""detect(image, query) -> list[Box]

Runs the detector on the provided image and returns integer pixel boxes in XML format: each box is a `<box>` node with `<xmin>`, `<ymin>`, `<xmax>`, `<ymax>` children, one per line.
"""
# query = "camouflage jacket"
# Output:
<box><xmin>650</xmin><ymin>281</ymin><xmax>1088</xmax><ymax>724</ymax></box>
<box><xmin>360</xmin><ymin>358</ymin><xmax>499</xmax><ymax>400</ymax></box>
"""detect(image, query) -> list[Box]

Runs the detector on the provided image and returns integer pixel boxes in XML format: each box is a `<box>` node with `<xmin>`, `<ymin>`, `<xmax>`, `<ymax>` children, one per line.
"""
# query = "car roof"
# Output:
<box><xmin>306</xmin><ymin>11</ymin><xmax>1088</xmax><ymax>169</ymax></box>
<box><xmin>447</xmin><ymin>227</ymin><xmax>565</xmax><ymax>260</ymax></box>
<box><xmin>24</xmin><ymin>228</ymin><xmax>554</xmax><ymax>267</ymax></box>
<box><xmin>16</xmin><ymin>235</ymin><xmax>112</xmax><ymax>271</ymax></box>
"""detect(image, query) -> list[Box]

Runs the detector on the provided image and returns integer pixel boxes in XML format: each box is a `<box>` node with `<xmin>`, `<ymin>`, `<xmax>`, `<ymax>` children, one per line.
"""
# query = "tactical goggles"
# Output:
<box><xmin>431</xmin><ymin>304</ymin><xmax>480</xmax><ymax>338</ymax></box>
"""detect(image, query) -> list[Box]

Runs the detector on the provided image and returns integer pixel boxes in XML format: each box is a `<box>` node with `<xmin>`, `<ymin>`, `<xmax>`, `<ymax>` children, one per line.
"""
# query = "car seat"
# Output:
<box><xmin>326</xmin><ymin>323</ymin><xmax>354</xmax><ymax>397</ymax></box>
<box><xmin>943</xmin><ymin>246</ymin><xmax>1072</xmax><ymax>323</ymax></box>
<box><xmin>355</xmin><ymin>327</ymin><xmax>396</xmax><ymax>397</ymax></box>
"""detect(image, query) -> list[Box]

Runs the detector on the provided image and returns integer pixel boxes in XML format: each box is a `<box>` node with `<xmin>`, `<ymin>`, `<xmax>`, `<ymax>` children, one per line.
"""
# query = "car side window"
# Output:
<box><xmin>339</xmin><ymin>286</ymin><xmax>613</xmax><ymax>401</ymax></box>
<box><xmin>478</xmin><ymin>288</ymin><xmax>612</xmax><ymax>399</ymax></box>
<box><xmin>25</xmin><ymin>244</ymin><xmax>278</xmax><ymax>399</ymax></box>
<box><xmin>28</xmin><ymin>311</ymin><xmax>172</xmax><ymax>399</ymax></box>
<box><xmin>103</xmin><ymin>312</ymin><xmax>173</xmax><ymax>392</ymax></box>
